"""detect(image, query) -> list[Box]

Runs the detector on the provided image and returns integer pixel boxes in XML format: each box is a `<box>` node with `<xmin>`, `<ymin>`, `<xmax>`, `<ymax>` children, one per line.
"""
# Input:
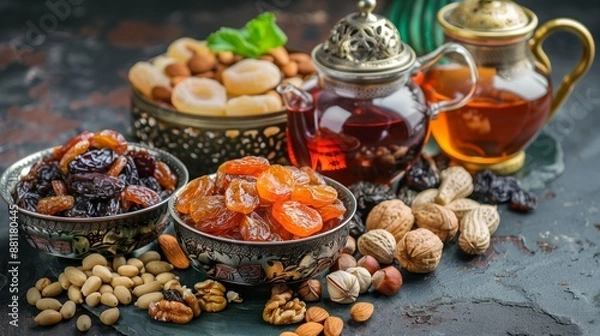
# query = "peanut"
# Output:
<box><xmin>41</xmin><ymin>281</ymin><xmax>63</xmax><ymax>297</ymax></box>
<box><xmin>100</xmin><ymin>307</ymin><xmax>120</xmax><ymax>326</ymax></box>
<box><xmin>99</xmin><ymin>284</ymin><xmax>113</xmax><ymax>294</ymax></box>
<box><xmin>145</xmin><ymin>261</ymin><xmax>174</xmax><ymax>275</ymax></box>
<box><xmin>113</xmin><ymin>285</ymin><xmax>132</xmax><ymax>305</ymax></box>
<box><xmin>112</xmin><ymin>256</ymin><xmax>127</xmax><ymax>271</ymax></box>
<box><xmin>67</xmin><ymin>285</ymin><xmax>83</xmax><ymax>304</ymax></box>
<box><xmin>92</xmin><ymin>265</ymin><xmax>113</xmax><ymax>283</ymax></box>
<box><xmin>36</xmin><ymin>298</ymin><xmax>62</xmax><ymax>311</ymax></box>
<box><xmin>82</xmin><ymin>253</ymin><xmax>108</xmax><ymax>271</ymax></box>
<box><xmin>35</xmin><ymin>277</ymin><xmax>51</xmax><ymax>292</ymax></box>
<box><xmin>141</xmin><ymin>273</ymin><xmax>155</xmax><ymax>284</ymax></box>
<box><xmin>155</xmin><ymin>272</ymin><xmax>179</xmax><ymax>284</ymax></box>
<box><xmin>131</xmin><ymin>276</ymin><xmax>144</xmax><ymax>287</ymax></box>
<box><xmin>59</xmin><ymin>300</ymin><xmax>76</xmax><ymax>320</ymax></box>
<box><xmin>77</xmin><ymin>314</ymin><xmax>92</xmax><ymax>331</ymax></box>
<box><xmin>65</xmin><ymin>266</ymin><xmax>87</xmax><ymax>287</ymax></box>
<box><xmin>81</xmin><ymin>275</ymin><xmax>102</xmax><ymax>297</ymax></box>
<box><xmin>35</xmin><ymin>309</ymin><xmax>63</xmax><ymax>326</ymax></box>
<box><xmin>101</xmin><ymin>292</ymin><xmax>119</xmax><ymax>307</ymax></box>
<box><xmin>85</xmin><ymin>292</ymin><xmax>102</xmax><ymax>307</ymax></box>
<box><xmin>58</xmin><ymin>272</ymin><xmax>71</xmax><ymax>290</ymax></box>
<box><xmin>126</xmin><ymin>258</ymin><xmax>145</xmax><ymax>271</ymax></box>
<box><xmin>26</xmin><ymin>287</ymin><xmax>41</xmax><ymax>305</ymax></box>
<box><xmin>134</xmin><ymin>292</ymin><xmax>164</xmax><ymax>309</ymax></box>
<box><xmin>111</xmin><ymin>276</ymin><xmax>134</xmax><ymax>289</ymax></box>
<box><xmin>117</xmin><ymin>265</ymin><xmax>139</xmax><ymax>277</ymax></box>
<box><xmin>132</xmin><ymin>280</ymin><xmax>163</xmax><ymax>297</ymax></box>
<box><xmin>138</xmin><ymin>250</ymin><xmax>162</xmax><ymax>265</ymax></box>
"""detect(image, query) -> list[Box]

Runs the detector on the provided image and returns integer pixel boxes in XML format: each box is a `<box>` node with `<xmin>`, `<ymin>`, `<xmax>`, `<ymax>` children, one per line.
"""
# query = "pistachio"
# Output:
<box><xmin>326</xmin><ymin>270</ymin><xmax>359</xmax><ymax>304</ymax></box>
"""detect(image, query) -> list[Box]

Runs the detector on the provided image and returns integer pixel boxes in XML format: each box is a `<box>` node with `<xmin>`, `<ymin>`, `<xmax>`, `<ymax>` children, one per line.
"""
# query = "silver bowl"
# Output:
<box><xmin>0</xmin><ymin>143</ymin><xmax>189</xmax><ymax>259</ymax></box>
<box><xmin>130</xmin><ymin>87</ymin><xmax>289</xmax><ymax>179</ymax></box>
<box><xmin>169</xmin><ymin>176</ymin><xmax>357</xmax><ymax>286</ymax></box>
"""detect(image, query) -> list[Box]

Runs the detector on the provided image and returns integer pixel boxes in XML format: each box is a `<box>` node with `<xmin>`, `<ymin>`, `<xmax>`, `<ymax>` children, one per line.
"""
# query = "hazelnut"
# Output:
<box><xmin>298</xmin><ymin>278</ymin><xmax>321</xmax><ymax>302</ymax></box>
<box><xmin>329</xmin><ymin>253</ymin><xmax>356</xmax><ymax>272</ymax></box>
<box><xmin>342</xmin><ymin>236</ymin><xmax>356</xmax><ymax>255</ymax></box>
<box><xmin>356</xmin><ymin>255</ymin><xmax>380</xmax><ymax>275</ymax></box>
<box><xmin>371</xmin><ymin>266</ymin><xmax>402</xmax><ymax>296</ymax></box>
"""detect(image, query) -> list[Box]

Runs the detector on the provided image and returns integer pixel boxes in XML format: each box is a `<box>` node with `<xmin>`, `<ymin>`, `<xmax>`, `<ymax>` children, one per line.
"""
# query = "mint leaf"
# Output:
<box><xmin>207</xmin><ymin>12</ymin><xmax>287</xmax><ymax>58</ymax></box>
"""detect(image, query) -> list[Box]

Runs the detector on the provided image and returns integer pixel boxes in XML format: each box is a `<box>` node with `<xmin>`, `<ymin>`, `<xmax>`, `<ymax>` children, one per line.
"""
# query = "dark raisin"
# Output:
<box><xmin>162</xmin><ymin>289</ymin><xmax>184</xmax><ymax>303</ymax></box>
<box><xmin>349</xmin><ymin>181</ymin><xmax>396</xmax><ymax>221</ymax></box>
<box><xmin>12</xmin><ymin>181</ymin><xmax>40</xmax><ymax>211</ymax></box>
<box><xmin>509</xmin><ymin>189</ymin><xmax>538</xmax><ymax>213</ymax></box>
<box><xmin>63</xmin><ymin>198</ymin><xmax>90</xmax><ymax>217</ymax></box>
<box><xmin>68</xmin><ymin>173</ymin><xmax>125</xmax><ymax>199</ymax></box>
<box><xmin>404</xmin><ymin>157</ymin><xmax>439</xmax><ymax>191</ymax></box>
<box><xmin>68</xmin><ymin>148</ymin><xmax>115</xmax><ymax>174</ymax></box>
<box><xmin>348</xmin><ymin>213</ymin><xmax>366</xmax><ymax>239</ymax></box>
<box><xmin>35</xmin><ymin>161</ymin><xmax>62</xmax><ymax>197</ymax></box>
<box><xmin>129</xmin><ymin>150</ymin><xmax>156</xmax><ymax>178</ymax></box>
<box><xmin>471</xmin><ymin>170</ymin><xmax>522</xmax><ymax>204</ymax></box>
<box><xmin>139</xmin><ymin>176</ymin><xmax>161</xmax><ymax>193</ymax></box>
<box><xmin>118</xmin><ymin>156</ymin><xmax>139</xmax><ymax>185</ymax></box>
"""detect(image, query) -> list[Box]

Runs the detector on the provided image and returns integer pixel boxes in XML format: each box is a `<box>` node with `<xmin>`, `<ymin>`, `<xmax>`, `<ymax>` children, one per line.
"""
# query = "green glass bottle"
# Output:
<box><xmin>384</xmin><ymin>0</ymin><xmax>455</xmax><ymax>55</ymax></box>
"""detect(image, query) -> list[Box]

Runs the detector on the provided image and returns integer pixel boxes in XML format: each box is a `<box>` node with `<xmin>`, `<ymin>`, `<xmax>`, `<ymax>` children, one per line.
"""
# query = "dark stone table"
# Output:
<box><xmin>0</xmin><ymin>0</ymin><xmax>598</xmax><ymax>335</ymax></box>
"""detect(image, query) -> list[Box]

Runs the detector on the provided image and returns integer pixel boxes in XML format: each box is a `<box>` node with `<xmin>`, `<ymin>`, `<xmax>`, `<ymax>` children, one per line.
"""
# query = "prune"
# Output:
<box><xmin>154</xmin><ymin>161</ymin><xmax>177</xmax><ymax>190</ymax></box>
<box><xmin>129</xmin><ymin>150</ymin><xmax>156</xmax><ymax>178</ymax></box>
<box><xmin>349</xmin><ymin>181</ymin><xmax>396</xmax><ymax>221</ymax></box>
<box><xmin>404</xmin><ymin>157</ymin><xmax>439</xmax><ymax>191</ymax></box>
<box><xmin>162</xmin><ymin>289</ymin><xmax>184</xmax><ymax>303</ymax></box>
<box><xmin>122</xmin><ymin>185</ymin><xmax>161</xmax><ymax>208</ymax></box>
<box><xmin>139</xmin><ymin>176</ymin><xmax>161</xmax><ymax>193</ymax></box>
<box><xmin>35</xmin><ymin>161</ymin><xmax>63</xmax><ymax>197</ymax></box>
<box><xmin>59</xmin><ymin>139</ymin><xmax>90</xmax><ymax>172</ymax></box>
<box><xmin>89</xmin><ymin>129</ymin><xmax>128</xmax><ymax>154</ymax></box>
<box><xmin>271</xmin><ymin>199</ymin><xmax>323</xmax><ymax>237</ymax></box>
<box><xmin>36</xmin><ymin>195</ymin><xmax>75</xmax><ymax>215</ymax></box>
<box><xmin>68</xmin><ymin>173</ymin><xmax>125</xmax><ymax>199</ymax></box>
<box><xmin>118</xmin><ymin>156</ymin><xmax>140</xmax><ymax>185</ymax></box>
<box><xmin>509</xmin><ymin>189</ymin><xmax>538</xmax><ymax>213</ymax></box>
<box><xmin>68</xmin><ymin>148</ymin><xmax>115</xmax><ymax>174</ymax></box>
<box><xmin>256</xmin><ymin>164</ymin><xmax>295</xmax><ymax>203</ymax></box>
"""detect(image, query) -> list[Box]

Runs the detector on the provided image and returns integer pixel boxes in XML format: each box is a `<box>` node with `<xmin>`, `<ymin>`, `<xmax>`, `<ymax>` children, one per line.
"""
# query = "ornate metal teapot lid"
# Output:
<box><xmin>438</xmin><ymin>0</ymin><xmax>538</xmax><ymax>41</ymax></box>
<box><xmin>311</xmin><ymin>0</ymin><xmax>416</xmax><ymax>83</ymax></box>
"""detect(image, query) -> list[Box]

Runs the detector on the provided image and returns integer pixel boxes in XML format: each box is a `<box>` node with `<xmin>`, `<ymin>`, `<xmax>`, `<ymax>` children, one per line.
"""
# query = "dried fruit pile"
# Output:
<box><xmin>12</xmin><ymin>130</ymin><xmax>177</xmax><ymax>217</ymax></box>
<box><xmin>175</xmin><ymin>156</ymin><xmax>347</xmax><ymax>241</ymax></box>
<box><xmin>128</xmin><ymin>13</ymin><xmax>315</xmax><ymax>117</ymax></box>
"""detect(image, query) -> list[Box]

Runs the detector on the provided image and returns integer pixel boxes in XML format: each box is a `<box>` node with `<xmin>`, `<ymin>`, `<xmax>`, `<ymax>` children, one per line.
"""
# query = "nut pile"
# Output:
<box><xmin>129</xmin><ymin>37</ymin><xmax>315</xmax><ymax>116</ymax></box>
<box><xmin>28</xmin><ymin>245</ymin><xmax>236</xmax><ymax>329</ymax></box>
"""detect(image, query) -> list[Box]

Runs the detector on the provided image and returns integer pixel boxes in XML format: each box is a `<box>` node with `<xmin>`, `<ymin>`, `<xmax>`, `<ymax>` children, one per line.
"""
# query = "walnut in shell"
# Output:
<box><xmin>410</xmin><ymin>188</ymin><xmax>438</xmax><ymax>210</ymax></box>
<box><xmin>366</xmin><ymin>199</ymin><xmax>414</xmax><ymax>242</ymax></box>
<box><xmin>395</xmin><ymin>228</ymin><xmax>443</xmax><ymax>273</ymax></box>
<box><xmin>436</xmin><ymin>166</ymin><xmax>473</xmax><ymax>205</ymax></box>
<box><xmin>413</xmin><ymin>203</ymin><xmax>458</xmax><ymax>243</ymax></box>
<box><xmin>444</xmin><ymin>198</ymin><xmax>480</xmax><ymax>220</ymax></box>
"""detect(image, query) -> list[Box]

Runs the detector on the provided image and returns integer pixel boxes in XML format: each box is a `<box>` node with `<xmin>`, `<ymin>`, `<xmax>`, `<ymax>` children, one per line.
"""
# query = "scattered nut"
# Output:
<box><xmin>366</xmin><ymin>199</ymin><xmax>414</xmax><ymax>242</ymax></box>
<box><xmin>82</xmin><ymin>253</ymin><xmax>108</xmax><ymax>271</ymax></box>
<box><xmin>323</xmin><ymin>316</ymin><xmax>344</xmax><ymax>336</ymax></box>
<box><xmin>411</xmin><ymin>188</ymin><xmax>438</xmax><ymax>209</ymax></box>
<box><xmin>356</xmin><ymin>255</ymin><xmax>380</xmax><ymax>276</ymax></box>
<box><xmin>226</xmin><ymin>290</ymin><xmax>243</xmax><ymax>303</ymax></box>
<box><xmin>372</xmin><ymin>266</ymin><xmax>402</xmax><ymax>296</ymax></box>
<box><xmin>295</xmin><ymin>321</ymin><xmax>323</xmax><ymax>336</ymax></box>
<box><xmin>305</xmin><ymin>306</ymin><xmax>329</xmax><ymax>323</ymax></box>
<box><xmin>26</xmin><ymin>287</ymin><xmax>41</xmax><ymax>305</ymax></box>
<box><xmin>59</xmin><ymin>300</ymin><xmax>76</xmax><ymax>320</ymax></box>
<box><xmin>329</xmin><ymin>253</ymin><xmax>357</xmax><ymax>272</ymax></box>
<box><xmin>326</xmin><ymin>270</ymin><xmax>359</xmax><ymax>304</ymax></box>
<box><xmin>76</xmin><ymin>314</ymin><xmax>92</xmax><ymax>331</ymax></box>
<box><xmin>34</xmin><ymin>309</ymin><xmax>63</xmax><ymax>326</ymax></box>
<box><xmin>298</xmin><ymin>279</ymin><xmax>321</xmax><ymax>302</ymax></box>
<box><xmin>458</xmin><ymin>209</ymin><xmax>491</xmax><ymax>255</ymax></box>
<box><xmin>148</xmin><ymin>299</ymin><xmax>193</xmax><ymax>324</ymax></box>
<box><xmin>396</xmin><ymin>228</ymin><xmax>443</xmax><ymax>273</ymax></box>
<box><xmin>100</xmin><ymin>307</ymin><xmax>120</xmax><ymax>326</ymax></box>
<box><xmin>413</xmin><ymin>203</ymin><xmax>459</xmax><ymax>243</ymax></box>
<box><xmin>350</xmin><ymin>302</ymin><xmax>374</xmax><ymax>322</ymax></box>
<box><xmin>444</xmin><ymin>198</ymin><xmax>481</xmax><ymax>220</ymax></box>
<box><xmin>342</xmin><ymin>236</ymin><xmax>356</xmax><ymax>254</ymax></box>
<box><xmin>36</xmin><ymin>298</ymin><xmax>62</xmax><ymax>311</ymax></box>
<box><xmin>345</xmin><ymin>267</ymin><xmax>372</xmax><ymax>294</ymax></box>
<box><xmin>357</xmin><ymin>229</ymin><xmax>397</xmax><ymax>264</ymax></box>
<box><xmin>436</xmin><ymin>166</ymin><xmax>474</xmax><ymax>205</ymax></box>
<box><xmin>35</xmin><ymin>277</ymin><xmax>51</xmax><ymax>292</ymax></box>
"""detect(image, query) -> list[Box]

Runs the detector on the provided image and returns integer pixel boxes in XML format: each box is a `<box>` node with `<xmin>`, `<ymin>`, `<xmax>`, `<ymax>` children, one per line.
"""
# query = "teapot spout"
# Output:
<box><xmin>276</xmin><ymin>82</ymin><xmax>317</xmax><ymax>168</ymax></box>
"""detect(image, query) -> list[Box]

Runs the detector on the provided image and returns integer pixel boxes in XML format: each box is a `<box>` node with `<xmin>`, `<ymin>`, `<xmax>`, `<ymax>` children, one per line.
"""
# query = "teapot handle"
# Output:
<box><xmin>530</xmin><ymin>18</ymin><xmax>595</xmax><ymax>121</ymax></box>
<box><xmin>413</xmin><ymin>42</ymin><xmax>478</xmax><ymax>117</ymax></box>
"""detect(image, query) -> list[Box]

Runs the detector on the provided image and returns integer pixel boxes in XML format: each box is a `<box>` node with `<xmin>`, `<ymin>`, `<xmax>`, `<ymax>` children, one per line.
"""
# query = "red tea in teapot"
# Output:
<box><xmin>419</xmin><ymin>66</ymin><xmax>552</xmax><ymax>165</ymax></box>
<box><xmin>284</xmin><ymin>82</ymin><xmax>429</xmax><ymax>186</ymax></box>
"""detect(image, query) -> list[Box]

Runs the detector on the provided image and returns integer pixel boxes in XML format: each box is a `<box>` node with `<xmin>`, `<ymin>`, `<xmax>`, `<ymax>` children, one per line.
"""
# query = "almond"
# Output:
<box><xmin>304</xmin><ymin>306</ymin><xmax>329</xmax><ymax>323</ymax></box>
<box><xmin>295</xmin><ymin>321</ymin><xmax>323</xmax><ymax>336</ymax></box>
<box><xmin>350</xmin><ymin>302</ymin><xmax>374</xmax><ymax>322</ymax></box>
<box><xmin>151</xmin><ymin>86</ymin><xmax>172</xmax><ymax>102</ymax></box>
<box><xmin>323</xmin><ymin>316</ymin><xmax>344</xmax><ymax>336</ymax></box>
<box><xmin>165</xmin><ymin>62</ymin><xmax>191</xmax><ymax>77</ymax></box>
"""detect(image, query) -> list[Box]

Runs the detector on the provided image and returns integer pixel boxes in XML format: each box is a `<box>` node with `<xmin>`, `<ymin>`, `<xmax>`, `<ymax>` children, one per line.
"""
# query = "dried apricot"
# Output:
<box><xmin>291</xmin><ymin>184</ymin><xmax>338</xmax><ymax>208</ymax></box>
<box><xmin>271</xmin><ymin>199</ymin><xmax>323</xmax><ymax>237</ymax></box>
<box><xmin>301</xmin><ymin>167</ymin><xmax>326</xmax><ymax>185</ymax></box>
<box><xmin>176</xmin><ymin>176</ymin><xmax>215</xmax><ymax>215</ymax></box>
<box><xmin>286</xmin><ymin>166</ymin><xmax>310</xmax><ymax>185</ymax></box>
<box><xmin>225</xmin><ymin>179</ymin><xmax>259</xmax><ymax>214</ymax></box>
<box><xmin>219</xmin><ymin>156</ymin><xmax>270</xmax><ymax>176</ymax></box>
<box><xmin>256</xmin><ymin>165</ymin><xmax>295</xmax><ymax>203</ymax></box>
<box><xmin>189</xmin><ymin>195</ymin><xmax>242</xmax><ymax>235</ymax></box>
<box><xmin>90</xmin><ymin>130</ymin><xmax>128</xmax><ymax>155</ymax></box>
<box><xmin>239</xmin><ymin>212</ymin><xmax>271</xmax><ymax>241</ymax></box>
<box><xmin>222</xmin><ymin>59</ymin><xmax>281</xmax><ymax>95</ymax></box>
<box><xmin>317</xmin><ymin>199</ymin><xmax>347</xmax><ymax>222</ymax></box>
<box><xmin>171</xmin><ymin>77</ymin><xmax>227</xmax><ymax>116</ymax></box>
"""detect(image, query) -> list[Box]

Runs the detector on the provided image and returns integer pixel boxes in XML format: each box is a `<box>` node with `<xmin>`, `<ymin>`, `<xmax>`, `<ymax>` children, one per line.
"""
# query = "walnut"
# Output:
<box><xmin>194</xmin><ymin>280</ymin><xmax>227</xmax><ymax>312</ymax></box>
<box><xmin>365</xmin><ymin>199</ymin><xmax>414</xmax><ymax>242</ymax></box>
<box><xmin>395</xmin><ymin>228</ymin><xmax>443</xmax><ymax>273</ymax></box>
<box><xmin>148</xmin><ymin>299</ymin><xmax>193</xmax><ymax>324</ymax></box>
<box><xmin>262</xmin><ymin>286</ymin><xmax>306</xmax><ymax>325</ymax></box>
<box><xmin>413</xmin><ymin>203</ymin><xmax>459</xmax><ymax>243</ymax></box>
<box><xmin>180</xmin><ymin>287</ymin><xmax>201</xmax><ymax>317</ymax></box>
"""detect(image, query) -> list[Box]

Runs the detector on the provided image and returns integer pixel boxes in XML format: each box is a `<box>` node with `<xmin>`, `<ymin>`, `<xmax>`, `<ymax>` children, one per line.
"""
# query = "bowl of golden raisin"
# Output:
<box><xmin>0</xmin><ymin>130</ymin><xmax>188</xmax><ymax>258</ymax></box>
<box><xmin>168</xmin><ymin>156</ymin><xmax>357</xmax><ymax>285</ymax></box>
<box><xmin>129</xmin><ymin>13</ymin><xmax>316</xmax><ymax>177</ymax></box>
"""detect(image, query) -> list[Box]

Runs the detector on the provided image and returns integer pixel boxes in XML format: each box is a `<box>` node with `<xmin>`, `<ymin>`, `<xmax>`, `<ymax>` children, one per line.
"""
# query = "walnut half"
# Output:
<box><xmin>262</xmin><ymin>285</ymin><xmax>306</xmax><ymax>325</ymax></box>
<box><xmin>194</xmin><ymin>279</ymin><xmax>227</xmax><ymax>312</ymax></box>
<box><xmin>148</xmin><ymin>299</ymin><xmax>194</xmax><ymax>324</ymax></box>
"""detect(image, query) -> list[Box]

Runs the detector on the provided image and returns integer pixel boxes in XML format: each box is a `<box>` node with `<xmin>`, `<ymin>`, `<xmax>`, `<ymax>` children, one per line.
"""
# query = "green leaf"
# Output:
<box><xmin>206</xmin><ymin>12</ymin><xmax>287</xmax><ymax>58</ymax></box>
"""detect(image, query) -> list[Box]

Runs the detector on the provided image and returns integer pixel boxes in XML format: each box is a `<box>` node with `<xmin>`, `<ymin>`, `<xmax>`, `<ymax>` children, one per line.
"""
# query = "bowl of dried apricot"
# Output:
<box><xmin>0</xmin><ymin>130</ymin><xmax>189</xmax><ymax>258</ymax></box>
<box><xmin>168</xmin><ymin>156</ymin><xmax>357</xmax><ymax>285</ymax></box>
<box><xmin>129</xmin><ymin>13</ymin><xmax>316</xmax><ymax>178</ymax></box>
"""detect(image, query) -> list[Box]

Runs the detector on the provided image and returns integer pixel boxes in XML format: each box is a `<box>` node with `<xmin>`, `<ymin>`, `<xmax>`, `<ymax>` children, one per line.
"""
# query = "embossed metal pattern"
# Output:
<box><xmin>130</xmin><ymin>88</ymin><xmax>289</xmax><ymax>178</ymax></box>
<box><xmin>169</xmin><ymin>176</ymin><xmax>357</xmax><ymax>286</ymax></box>
<box><xmin>0</xmin><ymin>144</ymin><xmax>189</xmax><ymax>259</ymax></box>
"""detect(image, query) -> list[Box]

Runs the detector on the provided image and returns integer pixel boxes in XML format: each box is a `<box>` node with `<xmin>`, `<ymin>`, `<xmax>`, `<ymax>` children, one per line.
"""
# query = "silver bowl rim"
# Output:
<box><xmin>168</xmin><ymin>175</ymin><xmax>357</xmax><ymax>247</ymax></box>
<box><xmin>0</xmin><ymin>143</ymin><xmax>189</xmax><ymax>223</ymax></box>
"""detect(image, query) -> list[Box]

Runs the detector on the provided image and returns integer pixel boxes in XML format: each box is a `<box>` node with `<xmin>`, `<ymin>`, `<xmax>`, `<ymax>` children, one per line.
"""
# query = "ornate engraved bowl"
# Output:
<box><xmin>0</xmin><ymin>144</ymin><xmax>189</xmax><ymax>259</ymax></box>
<box><xmin>169</xmin><ymin>176</ymin><xmax>357</xmax><ymax>286</ymax></box>
<box><xmin>130</xmin><ymin>87</ymin><xmax>289</xmax><ymax>179</ymax></box>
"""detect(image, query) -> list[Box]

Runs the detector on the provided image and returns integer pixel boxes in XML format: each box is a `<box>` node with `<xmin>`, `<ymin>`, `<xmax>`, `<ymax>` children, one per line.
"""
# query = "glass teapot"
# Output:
<box><xmin>277</xmin><ymin>0</ymin><xmax>478</xmax><ymax>186</ymax></box>
<box><xmin>419</xmin><ymin>0</ymin><xmax>595</xmax><ymax>174</ymax></box>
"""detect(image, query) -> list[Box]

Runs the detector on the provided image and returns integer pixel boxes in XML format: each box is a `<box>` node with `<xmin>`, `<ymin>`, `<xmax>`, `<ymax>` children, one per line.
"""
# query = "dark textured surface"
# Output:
<box><xmin>0</xmin><ymin>0</ymin><xmax>599</xmax><ymax>335</ymax></box>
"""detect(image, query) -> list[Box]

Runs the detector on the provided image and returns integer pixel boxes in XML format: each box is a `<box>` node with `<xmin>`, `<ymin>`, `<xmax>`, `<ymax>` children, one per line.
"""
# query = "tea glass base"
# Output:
<box><xmin>456</xmin><ymin>151</ymin><xmax>526</xmax><ymax>175</ymax></box>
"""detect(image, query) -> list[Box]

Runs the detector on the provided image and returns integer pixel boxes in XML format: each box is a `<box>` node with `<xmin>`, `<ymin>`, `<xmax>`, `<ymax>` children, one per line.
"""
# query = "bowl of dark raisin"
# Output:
<box><xmin>0</xmin><ymin>130</ymin><xmax>188</xmax><ymax>258</ymax></box>
<box><xmin>168</xmin><ymin>156</ymin><xmax>357</xmax><ymax>286</ymax></box>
